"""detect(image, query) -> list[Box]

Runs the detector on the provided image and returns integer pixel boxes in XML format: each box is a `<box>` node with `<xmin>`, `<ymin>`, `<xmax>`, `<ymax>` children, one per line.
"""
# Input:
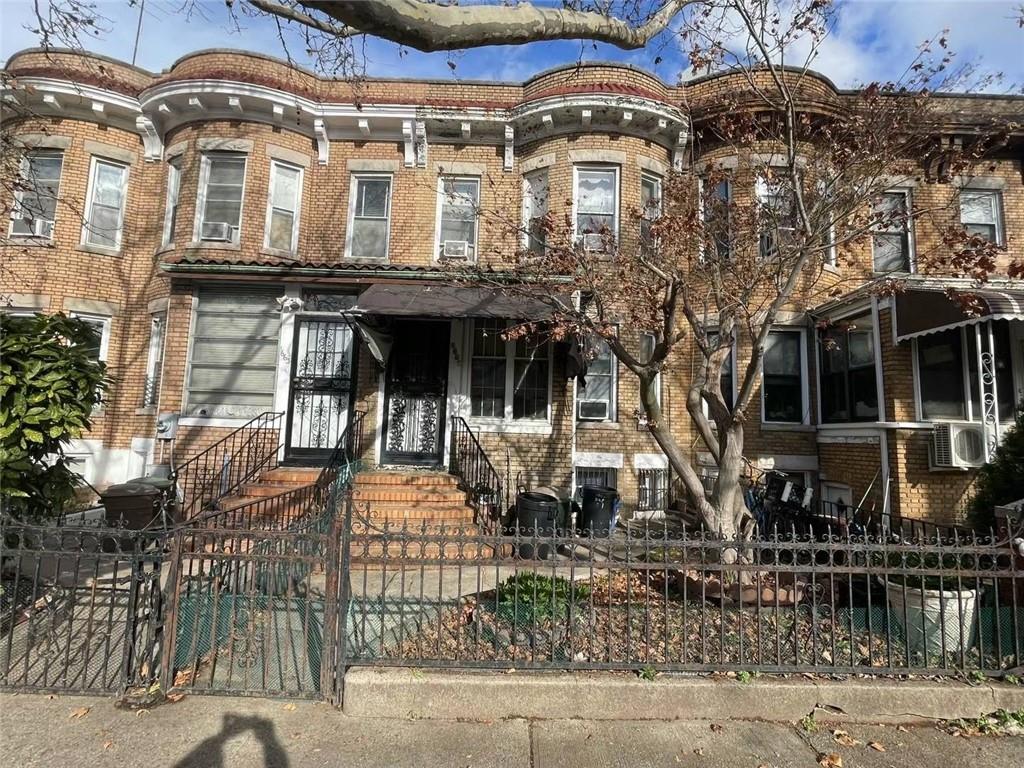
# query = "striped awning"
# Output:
<box><xmin>894</xmin><ymin>287</ymin><xmax>1024</xmax><ymax>341</ymax></box>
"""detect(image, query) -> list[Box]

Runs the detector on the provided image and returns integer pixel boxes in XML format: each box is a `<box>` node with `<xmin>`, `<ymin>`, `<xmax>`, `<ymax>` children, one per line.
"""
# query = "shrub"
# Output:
<box><xmin>968</xmin><ymin>406</ymin><xmax>1024</xmax><ymax>532</ymax></box>
<box><xmin>0</xmin><ymin>313</ymin><xmax>108</xmax><ymax>521</ymax></box>
<box><xmin>495</xmin><ymin>572</ymin><xmax>590</xmax><ymax>622</ymax></box>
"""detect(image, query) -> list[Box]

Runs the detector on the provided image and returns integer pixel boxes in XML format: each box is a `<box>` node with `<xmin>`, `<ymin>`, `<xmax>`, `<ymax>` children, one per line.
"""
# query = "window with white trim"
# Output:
<box><xmin>265</xmin><ymin>160</ymin><xmax>302</xmax><ymax>252</ymax></box>
<box><xmin>574</xmin><ymin>166</ymin><xmax>618</xmax><ymax>252</ymax></box>
<box><xmin>82</xmin><ymin>157</ymin><xmax>128</xmax><ymax>249</ymax></box>
<box><xmin>819</xmin><ymin>311</ymin><xmax>878</xmax><ymax>423</ymax></box>
<box><xmin>161</xmin><ymin>158</ymin><xmax>181</xmax><ymax>246</ymax></box>
<box><xmin>346</xmin><ymin>173</ymin><xmax>392</xmax><ymax>260</ymax></box>
<box><xmin>70</xmin><ymin>312</ymin><xmax>111</xmax><ymax>363</ymax></box>
<box><xmin>522</xmin><ymin>169</ymin><xmax>548</xmax><ymax>255</ymax></box>
<box><xmin>640</xmin><ymin>173</ymin><xmax>662</xmax><ymax>252</ymax></box>
<box><xmin>700</xmin><ymin>177</ymin><xmax>731</xmax><ymax>261</ymax></box>
<box><xmin>142</xmin><ymin>312</ymin><xmax>166</xmax><ymax>408</ymax></box>
<box><xmin>469</xmin><ymin>319</ymin><xmax>550</xmax><ymax>422</ymax></box>
<box><xmin>762</xmin><ymin>329</ymin><xmax>806</xmax><ymax>424</ymax></box>
<box><xmin>960</xmin><ymin>189</ymin><xmax>1003</xmax><ymax>245</ymax></box>
<box><xmin>637</xmin><ymin>467</ymin><xmax>670</xmax><ymax>511</ymax></box>
<box><xmin>871</xmin><ymin>190</ymin><xmax>912</xmax><ymax>273</ymax></box>
<box><xmin>437</xmin><ymin>176</ymin><xmax>480</xmax><ymax>261</ymax></box>
<box><xmin>756</xmin><ymin>174</ymin><xmax>796</xmax><ymax>259</ymax></box>
<box><xmin>577</xmin><ymin>337</ymin><xmax>616</xmax><ymax>421</ymax></box>
<box><xmin>196</xmin><ymin>153</ymin><xmax>246</xmax><ymax>244</ymax></box>
<box><xmin>10</xmin><ymin>150</ymin><xmax>63</xmax><ymax>239</ymax></box>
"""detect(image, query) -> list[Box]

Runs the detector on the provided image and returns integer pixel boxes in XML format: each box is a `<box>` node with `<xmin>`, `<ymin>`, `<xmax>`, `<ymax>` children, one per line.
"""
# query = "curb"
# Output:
<box><xmin>342</xmin><ymin>668</ymin><xmax>1024</xmax><ymax>724</ymax></box>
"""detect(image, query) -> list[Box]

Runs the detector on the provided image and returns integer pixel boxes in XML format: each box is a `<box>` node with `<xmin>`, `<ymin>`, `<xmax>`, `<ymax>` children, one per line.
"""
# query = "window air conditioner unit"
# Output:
<box><xmin>201</xmin><ymin>221</ymin><xmax>233</xmax><ymax>241</ymax></box>
<box><xmin>931</xmin><ymin>421</ymin><xmax>986</xmax><ymax>469</ymax></box>
<box><xmin>31</xmin><ymin>219</ymin><xmax>54</xmax><ymax>238</ymax></box>
<box><xmin>578</xmin><ymin>399</ymin><xmax>609</xmax><ymax>421</ymax></box>
<box><xmin>442</xmin><ymin>240</ymin><xmax>470</xmax><ymax>260</ymax></box>
<box><xmin>582</xmin><ymin>233</ymin><xmax>605</xmax><ymax>252</ymax></box>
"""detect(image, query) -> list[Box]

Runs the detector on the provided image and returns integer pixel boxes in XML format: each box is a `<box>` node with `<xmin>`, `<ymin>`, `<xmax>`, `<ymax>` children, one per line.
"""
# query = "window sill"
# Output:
<box><xmin>135</xmin><ymin>406</ymin><xmax>157</xmax><ymax>416</ymax></box>
<box><xmin>76</xmin><ymin>243</ymin><xmax>122</xmax><ymax>257</ymax></box>
<box><xmin>344</xmin><ymin>255</ymin><xmax>389</xmax><ymax>264</ymax></box>
<box><xmin>823</xmin><ymin>263</ymin><xmax>841</xmax><ymax>275</ymax></box>
<box><xmin>155</xmin><ymin>242</ymin><xmax>175</xmax><ymax>255</ymax></box>
<box><xmin>260</xmin><ymin>246</ymin><xmax>299</xmax><ymax>259</ymax></box>
<box><xmin>178</xmin><ymin>415</ymin><xmax>261</xmax><ymax>428</ymax></box>
<box><xmin>761</xmin><ymin>422</ymin><xmax>816</xmax><ymax>432</ymax></box>
<box><xmin>7</xmin><ymin>236</ymin><xmax>55</xmax><ymax>248</ymax></box>
<box><xmin>466</xmin><ymin>419</ymin><xmax>552</xmax><ymax>436</ymax></box>
<box><xmin>186</xmin><ymin>241</ymin><xmax>242</xmax><ymax>251</ymax></box>
<box><xmin>577</xmin><ymin>420</ymin><xmax>620</xmax><ymax>430</ymax></box>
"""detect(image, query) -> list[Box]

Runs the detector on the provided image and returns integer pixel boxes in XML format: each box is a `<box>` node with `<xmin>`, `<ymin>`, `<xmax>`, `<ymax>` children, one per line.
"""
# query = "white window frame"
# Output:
<box><xmin>193</xmin><ymin>152</ymin><xmax>247</xmax><ymax>245</ymax></box>
<box><xmin>81</xmin><ymin>156</ymin><xmax>129</xmax><ymax>251</ymax></box>
<box><xmin>467</xmin><ymin>319</ymin><xmax>552</xmax><ymax>426</ymax></box>
<box><xmin>755</xmin><ymin>174</ymin><xmax>798</xmax><ymax>260</ymax></box>
<box><xmin>960</xmin><ymin>188</ymin><xmax>1004</xmax><ymax>246</ymax></box>
<box><xmin>142</xmin><ymin>312</ymin><xmax>167</xmax><ymax>408</ymax></box>
<box><xmin>9</xmin><ymin>149</ymin><xmax>64</xmax><ymax>240</ymax></box>
<box><xmin>640</xmin><ymin>172</ymin><xmax>662</xmax><ymax>251</ymax></box>
<box><xmin>870</xmin><ymin>188</ymin><xmax>915</xmax><ymax>274</ymax></box>
<box><xmin>263</xmin><ymin>159</ymin><xmax>303</xmax><ymax>253</ymax></box>
<box><xmin>345</xmin><ymin>172</ymin><xmax>393</xmax><ymax>260</ymax></box>
<box><xmin>521</xmin><ymin>169</ymin><xmax>549</xmax><ymax>254</ymax></box>
<box><xmin>435</xmin><ymin>175</ymin><xmax>481</xmax><ymax>262</ymax></box>
<box><xmin>572</xmin><ymin>165</ymin><xmax>620</xmax><ymax>249</ymax></box>
<box><xmin>69</xmin><ymin>311</ymin><xmax>111</xmax><ymax>362</ymax></box>
<box><xmin>697</xmin><ymin>176</ymin><xmax>732</xmax><ymax>261</ymax></box>
<box><xmin>161</xmin><ymin>158</ymin><xmax>181</xmax><ymax>247</ymax></box>
<box><xmin>760</xmin><ymin>327</ymin><xmax>810</xmax><ymax>425</ymax></box>
<box><xmin>576</xmin><ymin>336</ymin><xmax>618</xmax><ymax>422</ymax></box>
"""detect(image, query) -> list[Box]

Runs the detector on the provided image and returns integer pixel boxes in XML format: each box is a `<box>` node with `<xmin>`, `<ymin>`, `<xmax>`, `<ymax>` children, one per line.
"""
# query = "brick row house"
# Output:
<box><xmin>2</xmin><ymin>48</ymin><xmax>1023</xmax><ymax>527</ymax></box>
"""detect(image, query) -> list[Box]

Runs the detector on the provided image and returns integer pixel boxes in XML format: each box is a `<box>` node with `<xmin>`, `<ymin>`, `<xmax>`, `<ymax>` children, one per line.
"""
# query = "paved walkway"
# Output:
<box><xmin>0</xmin><ymin>692</ymin><xmax>1020</xmax><ymax>767</ymax></box>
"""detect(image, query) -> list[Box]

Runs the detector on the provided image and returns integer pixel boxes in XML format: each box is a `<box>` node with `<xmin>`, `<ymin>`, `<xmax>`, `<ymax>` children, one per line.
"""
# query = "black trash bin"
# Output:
<box><xmin>578</xmin><ymin>485</ymin><xmax>618</xmax><ymax>538</ymax></box>
<box><xmin>515</xmin><ymin>491</ymin><xmax>561</xmax><ymax>559</ymax></box>
<box><xmin>100</xmin><ymin>482</ymin><xmax>161</xmax><ymax>530</ymax></box>
<box><xmin>131</xmin><ymin>476</ymin><xmax>181</xmax><ymax>526</ymax></box>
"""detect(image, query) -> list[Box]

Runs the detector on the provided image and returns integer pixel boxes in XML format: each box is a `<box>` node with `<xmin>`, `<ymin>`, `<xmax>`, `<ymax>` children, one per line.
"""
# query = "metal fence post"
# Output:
<box><xmin>333</xmin><ymin>491</ymin><xmax>355</xmax><ymax>706</ymax></box>
<box><xmin>158</xmin><ymin>530</ymin><xmax>184</xmax><ymax>693</ymax></box>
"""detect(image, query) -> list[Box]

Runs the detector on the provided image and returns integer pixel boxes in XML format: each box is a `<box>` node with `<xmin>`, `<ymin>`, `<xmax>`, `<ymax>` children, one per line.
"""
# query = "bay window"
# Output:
<box><xmin>10</xmin><ymin>150</ymin><xmax>63</xmax><ymax>239</ymax></box>
<box><xmin>577</xmin><ymin>337</ymin><xmax>616</xmax><ymax>421</ymax></box>
<box><xmin>82</xmin><ymin>157</ymin><xmax>128</xmax><ymax>249</ymax></box>
<box><xmin>347</xmin><ymin>173</ymin><xmax>392</xmax><ymax>260</ymax></box>
<box><xmin>522</xmin><ymin>169</ymin><xmax>548</xmax><ymax>255</ymax></box>
<box><xmin>871</xmin><ymin>191</ymin><xmax>912</xmax><ymax>273</ymax></box>
<box><xmin>960</xmin><ymin>189</ymin><xmax>1003</xmax><ymax>245</ymax></box>
<box><xmin>819</xmin><ymin>312</ymin><xmax>878</xmax><ymax>423</ymax></box>
<box><xmin>265</xmin><ymin>160</ymin><xmax>302</xmax><ymax>252</ymax></box>
<box><xmin>574</xmin><ymin>166</ymin><xmax>618</xmax><ymax>251</ymax></box>
<box><xmin>469</xmin><ymin>319</ymin><xmax>550</xmax><ymax>423</ymax></box>
<box><xmin>762</xmin><ymin>329</ymin><xmax>806</xmax><ymax>424</ymax></box>
<box><xmin>437</xmin><ymin>176</ymin><xmax>480</xmax><ymax>261</ymax></box>
<box><xmin>196</xmin><ymin>153</ymin><xmax>246</xmax><ymax>243</ymax></box>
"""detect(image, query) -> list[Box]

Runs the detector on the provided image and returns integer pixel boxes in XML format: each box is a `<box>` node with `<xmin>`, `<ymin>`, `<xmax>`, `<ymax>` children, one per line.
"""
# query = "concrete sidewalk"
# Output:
<box><xmin>1</xmin><ymin>691</ymin><xmax>1020</xmax><ymax>768</ymax></box>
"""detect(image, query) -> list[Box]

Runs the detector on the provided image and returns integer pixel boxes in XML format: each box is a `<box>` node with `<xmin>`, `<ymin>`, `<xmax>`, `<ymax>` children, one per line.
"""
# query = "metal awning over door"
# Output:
<box><xmin>348</xmin><ymin>284</ymin><xmax>564</xmax><ymax>319</ymax></box>
<box><xmin>894</xmin><ymin>287</ymin><xmax>1024</xmax><ymax>342</ymax></box>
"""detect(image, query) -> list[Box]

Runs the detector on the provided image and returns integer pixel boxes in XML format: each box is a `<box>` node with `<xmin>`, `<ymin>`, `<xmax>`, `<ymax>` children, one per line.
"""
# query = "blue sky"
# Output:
<box><xmin>1</xmin><ymin>1</ymin><xmax>1022</xmax><ymax>90</ymax></box>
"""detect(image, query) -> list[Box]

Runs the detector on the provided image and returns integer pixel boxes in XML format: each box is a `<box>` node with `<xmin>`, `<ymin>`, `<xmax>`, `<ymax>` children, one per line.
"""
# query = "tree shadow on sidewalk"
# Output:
<box><xmin>174</xmin><ymin>713</ymin><xmax>289</xmax><ymax>768</ymax></box>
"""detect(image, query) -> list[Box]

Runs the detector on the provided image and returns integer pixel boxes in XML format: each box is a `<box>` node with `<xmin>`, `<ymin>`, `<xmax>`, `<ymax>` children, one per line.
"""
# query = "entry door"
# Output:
<box><xmin>286</xmin><ymin>319</ymin><xmax>355</xmax><ymax>463</ymax></box>
<box><xmin>380</xmin><ymin>320</ymin><xmax>449</xmax><ymax>466</ymax></box>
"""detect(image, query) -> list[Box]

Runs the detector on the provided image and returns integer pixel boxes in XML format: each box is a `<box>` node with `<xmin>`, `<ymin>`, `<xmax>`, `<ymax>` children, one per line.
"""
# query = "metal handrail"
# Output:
<box><xmin>449</xmin><ymin>416</ymin><xmax>505</xmax><ymax>529</ymax></box>
<box><xmin>169</xmin><ymin>411</ymin><xmax>285</xmax><ymax>520</ymax></box>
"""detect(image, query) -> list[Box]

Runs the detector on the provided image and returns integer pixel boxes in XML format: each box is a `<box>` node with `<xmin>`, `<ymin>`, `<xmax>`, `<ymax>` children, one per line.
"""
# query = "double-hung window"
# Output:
<box><xmin>82</xmin><ymin>157</ymin><xmax>128</xmax><ymax>250</ymax></box>
<box><xmin>70</xmin><ymin>312</ymin><xmax>111</xmax><ymax>406</ymax></box>
<box><xmin>265</xmin><ymin>160</ymin><xmax>302</xmax><ymax>252</ymax></box>
<box><xmin>871</xmin><ymin>190</ymin><xmax>912</xmax><ymax>272</ymax></box>
<box><xmin>960</xmin><ymin>189</ymin><xmax>1003</xmax><ymax>245</ymax></box>
<box><xmin>700</xmin><ymin>177</ymin><xmax>731</xmax><ymax>261</ymax></box>
<box><xmin>762</xmin><ymin>329</ymin><xmax>807</xmax><ymax>424</ymax></box>
<box><xmin>196</xmin><ymin>153</ymin><xmax>246</xmax><ymax>243</ymax></box>
<box><xmin>162</xmin><ymin>158</ymin><xmax>181</xmax><ymax>247</ymax></box>
<box><xmin>756</xmin><ymin>174</ymin><xmax>796</xmax><ymax>259</ymax></box>
<box><xmin>437</xmin><ymin>177</ymin><xmax>480</xmax><ymax>261</ymax></box>
<box><xmin>142</xmin><ymin>313</ymin><xmax>166</xmax><ymax>408</ymax></box>
<box><xmin>469</xmin><ymin>319</ymin><xmax>550</xmax><ymax>423</ymax></box>
<box><xmin>574</xmin><ymin>166</ymin><xmax>618</xmax><ymax>252</ymax></box>
<box><xmin>346</xmin><ymin>173</ymin><xmax>392</xmax><ymax>260</ymax></box>
<box><xmin>578</xmin><ymin>337</ymin><xmax>616</xmax><ymax>421</ymax></box>
<box><xmin>522</xmin><ymin>170</ymin><xmax>548</xmax><ymax>256</ymax></box>
<box><xmin>819</xmin><ymin>312</ymin><xmax>878</xmax><ymax>423</ymax></box>
<box><xmin>10</xmin><ymin>150</ymin><xmax>63</xmax><ymax>239</ymax></box>
<box><xmin>640</xmin><ymin>173</ymin><xmax>662</xmax><ymax>252</ymax></box>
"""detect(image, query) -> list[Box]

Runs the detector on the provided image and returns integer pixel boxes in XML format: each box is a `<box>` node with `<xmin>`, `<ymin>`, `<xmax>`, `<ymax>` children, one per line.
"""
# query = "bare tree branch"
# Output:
<box><xmin>247</xmin><ymin>0</ymin><xmax>357</xmax><ymax>38</ymax></box>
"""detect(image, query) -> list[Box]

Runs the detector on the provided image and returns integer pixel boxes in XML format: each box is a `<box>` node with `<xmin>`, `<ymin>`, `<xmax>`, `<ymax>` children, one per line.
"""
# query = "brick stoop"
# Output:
<box><xmin>214</xmin><ymin>466</ymin><xmax>322</xmax><ymax>521</ymax></box>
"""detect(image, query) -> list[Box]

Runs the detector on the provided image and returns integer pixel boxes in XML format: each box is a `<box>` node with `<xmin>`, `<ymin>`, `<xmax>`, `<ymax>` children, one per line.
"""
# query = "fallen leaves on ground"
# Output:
<box><xmin>68</xmin><ymin>706</ymin><xmax>91</xmax><ymax>719</ymax></box>
<box><xmin>283</xmin><ymin>703</ymin><xmax>297</xmax><ymax>711</ymax></box>
<box><xmin>166</xmin><ymin>692</ymin><xmax>186</xmax><ymax>703</ymax></box>
<box><xmin>135</xmin><ymin>709</ymin><xmax>150</xmax><ymax>718</ymax></box>
<box><xmin>709</xmin><ymin>723</ymin><xmax>723</xmax><ymax>733</ymax></box>
<box><xmin>817</xmin><ymin>753</ymin><xmax>843</xmax><ymax>768</ymax></box>
<box><xmin>867</xmin><ymin>741</ymin><xmax>886</xmax><ymax>752</ymax></box>
<box><xmin>102</xmin><ymin>740</ymin><xmax>114</xmax><ymax>750</ymax></box>
<box><xmin>832</xmin><ymin>729</ymin><xmax>860</xmax><ymax>747</ymax></box>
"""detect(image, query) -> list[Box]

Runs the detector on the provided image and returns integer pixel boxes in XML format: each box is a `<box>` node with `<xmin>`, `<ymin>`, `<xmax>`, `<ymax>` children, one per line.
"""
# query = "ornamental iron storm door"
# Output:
<box><xmin>286</xmin><ymin>318</ymin><xmax>356</xmax><ymax>463</ymax></box>
<box><xmin>380</xmin><ymin>320</ymin><xmax>449</xmax><ymax>466</ymax></box>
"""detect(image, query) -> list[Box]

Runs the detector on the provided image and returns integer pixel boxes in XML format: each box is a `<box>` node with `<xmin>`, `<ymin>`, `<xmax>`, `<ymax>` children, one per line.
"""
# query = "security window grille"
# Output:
<box><xmin>83</xmin><ymin>158</ymin><xmax>128</xmax><ymax>249</ymax></box>
<box><xmin>10</xmin><ymin>150</ymin><xmax>63</xmax><ymax>238</ymax></box>
<box><xmin>266</xmin><ymin>161</ymin><xmax>302</xmax><ymax>252</ymax></box>
<box><xmin>578</xmin><ymin>337</ymin><xmax>616</xmax><ymax>421</ymax></box>
<box><xmin>438</xmin><ymin>177</ymin><xmax>480</xmax><ymax>260</ymax></box>
<box><xmin>162</xmin><ymin>158</ymin><xmax>181</xmax><ymax>246</ymax></box>
<box><xmin>640</xmin><ymin>173</ymin><xmax>662</xmax><ymax>251</ymax></box>
<box><xmin>470</xmin><ymin>319</ymin><xmax>550</xmax><ymax>422</ymax></box>
<box><xmin>637</xmin><ymin>468</ymin><xmax>671</xmax><ymax>511</ymax></box>
<box><xmin>576</xmin><ymin>466</ymin><xmax>617</xmax><ymax>490</ymax></box>
<box><xmin>763</xmin><ymin>330</ymin><xmax>804</xmax><ymax>423</ymax></box>
<box><xmin>185</xmin><ymin>288</ymin><xmax>281</xmax><ymax>418</ymax></box>
<box><xmin>960</xmin><ymin>189</ymin><xmax>1002</xmax><ymax>245</ymax></box>
<box><xmin>575</xmin><ymin>166</ymin><xmax>618</xmax><ymax>247</ymax></box>
<box><xmin>871</xmin><ymin>191</ymin><xmax>911</xmax><ymax>272</ymax></box>
<box><xmin>523</xmin><ymin>170</ymin><xmax>548</xmax><ymax>255</ymax></box>
<box><xmin>198</xmin><ymin>153</ymin><xmax>246</xmax><ymax>243</ymax></box>
<box><xmin>348</xmin><ymin>174</ymin><xmax>392</xmax><ymax>260</ymax></box>
<box><xmin>142</xmin><ymin>313</ymin><xmax>166</xmax><ymax>408</ymax></box>
<box><xmin>819</xmin><ymin>312</ymin><xmax>878</xmax><ymax>423</ymax></box>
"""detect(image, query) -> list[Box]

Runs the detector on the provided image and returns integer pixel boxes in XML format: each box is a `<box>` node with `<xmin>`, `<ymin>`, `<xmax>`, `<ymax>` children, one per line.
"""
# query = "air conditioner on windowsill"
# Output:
<box><xmin>581</xmin><ymin>233</ymin><xmax>606</xmax><ymax>253</ymax></box>
<box><xmin>201</xmin><ymin>221</ymin><xmax>234</xmax><ymax>241</ymax></box>
<box><xmin>931</xmin><ymin>421</ymin><xmax>986</xmax><ymax>469</ymax></box>
<box><xmin>441</xmin><ymin>240</ymin><xmax>470</xmax><ymax>260</ymax></box>
<box><xmin>578</xmin><ymin>400</ymin><xmax>610</xmax><ymax>421</ymax></box>
<box><xmin>13</xmin><ymin>217</ymin><xmax>54</xmax><ymax>238</ymax></box>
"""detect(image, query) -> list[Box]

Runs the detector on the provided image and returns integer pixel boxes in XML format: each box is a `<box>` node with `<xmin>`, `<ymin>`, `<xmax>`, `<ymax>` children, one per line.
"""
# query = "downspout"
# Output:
<box><xmin>879</xmin><ymin>428</ymin><xmax>891</xmax><ymax>518</ymax></box>
<box><xmin>871</xmin><ymin>296</ymin><xmax>891</xmax><ymax>518</ymax></box>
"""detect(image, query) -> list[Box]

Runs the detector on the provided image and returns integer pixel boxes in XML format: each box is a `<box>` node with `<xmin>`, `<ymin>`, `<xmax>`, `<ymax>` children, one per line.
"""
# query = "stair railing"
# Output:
<box><xmin>449</xmin><ymin>416</ymin><xmax>505</xmax><ymax>530</ymax></box>
<box><xmin>169</xmin><ymin>411</ymin><xmax>285</xmax><ymax>521</ymax></box>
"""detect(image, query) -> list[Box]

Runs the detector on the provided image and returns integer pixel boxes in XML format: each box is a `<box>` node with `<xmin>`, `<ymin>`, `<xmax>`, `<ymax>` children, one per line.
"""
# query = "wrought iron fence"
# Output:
<box><xmin>811</xmin><ymin>501</ymin><xmax>978</xmax><ymax>543</ymax></box>
<box><xmin>449</xmin><ymin>416</ymin><xmax>505</xmax><ymax>529</ymax></box>
<box><xmin>0</xmin><ymin>525</ymin><xmax>165</xmax><ymax>694</ymax></box>
<box><xmin>170</xmin><ymin>411</ymin><xmax>284</xmax><ymax>521</ymax></box>
<box><xmin>338</xmin><ymin>508</ymin><xmax>1023</xmax><ymax>679</ymax></box>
